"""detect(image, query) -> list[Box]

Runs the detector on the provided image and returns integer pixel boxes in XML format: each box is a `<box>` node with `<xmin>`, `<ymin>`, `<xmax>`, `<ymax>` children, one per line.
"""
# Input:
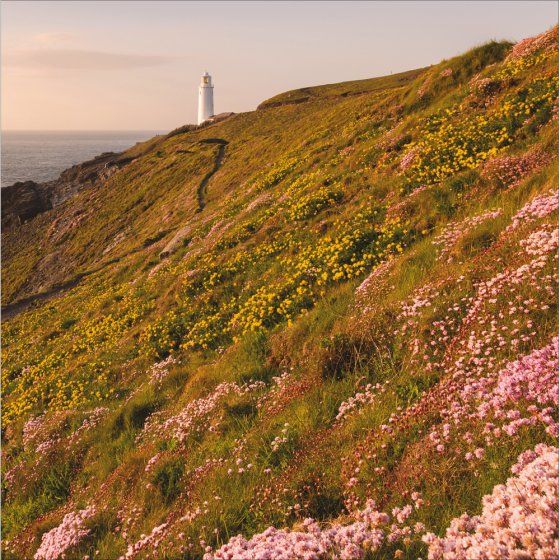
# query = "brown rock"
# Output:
<box><xmin>1</xmin><ymin>180</ymin><xmax>52</xmax><ymax>226</ymax></box>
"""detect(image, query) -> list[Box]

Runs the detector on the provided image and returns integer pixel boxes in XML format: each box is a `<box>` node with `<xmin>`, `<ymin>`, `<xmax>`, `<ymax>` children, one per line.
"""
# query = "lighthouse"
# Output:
<box><xmin>197</xmin><ymin>72</ymin><xmax>214</xmax><ymax>125</ymax></box>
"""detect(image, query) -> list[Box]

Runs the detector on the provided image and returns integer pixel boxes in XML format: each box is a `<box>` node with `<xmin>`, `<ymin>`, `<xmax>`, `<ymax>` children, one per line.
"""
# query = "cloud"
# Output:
<box><xmin>33</xmin><ymin>32</ymin><xmax>76</xmax><ymax>45</ymax></box>
<box><xmin>4</xmin><ymin>49</ymin><xmax>184</xmax><ymax>70</ymax></box>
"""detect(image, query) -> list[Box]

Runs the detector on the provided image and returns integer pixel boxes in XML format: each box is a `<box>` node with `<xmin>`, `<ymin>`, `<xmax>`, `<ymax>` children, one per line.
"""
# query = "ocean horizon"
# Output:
<box><xmin>1</xmin><ymin>130</ymin><xmax>165</xmax><ymax>188</ymax></box>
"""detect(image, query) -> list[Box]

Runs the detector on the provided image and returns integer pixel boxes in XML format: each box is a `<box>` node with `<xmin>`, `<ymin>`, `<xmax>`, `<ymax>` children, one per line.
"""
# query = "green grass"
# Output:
<box><xmin>1</xmin><ymin>31</ymin><xmax>558</xmax><ymax>560</ymax></box>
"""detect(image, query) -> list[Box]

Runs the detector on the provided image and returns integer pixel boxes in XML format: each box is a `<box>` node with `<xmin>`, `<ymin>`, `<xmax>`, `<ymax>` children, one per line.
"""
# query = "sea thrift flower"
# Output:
<box><xmin>203</xmin><ymin>499</ymin><xmax>407</xmax><ymax>559</ymax></box>
<box><xmin>142</xmin><ymin>380</ymin><xmax>265</xmax><ymax>443</ymax></box>
<box><xmin>120</xmin><ymin>523</ymin><xmax>169</xmax><ymax>559</ymax></box>
<box><xmin>506</xmin><ymin>189</ymin><xmax>558</xmax><ymax>231</ymax></box>
<box><xmin>148</xmin><ymin>355</ymin><xmax>178</xmax><ymax>385</ymax></box>
<box><xmin>520</xmin><ymin>226</ymin><xmax>558</xmax><ymax>257</ymax></box>
<box><xmin>423</xmin><ymin>444</ymin><xmax>558</xmax><ymax>560</ymax></box>
<box><xmin>507</xmin><ymin>26</ymin><xmax>558</xmax><ymax>61</ymax></box>
<box><xmin>335</xmin><ymin>382</ymin><xmax>387</xmax><ymax>423</ymax></box>
<box><xmin>481</xmin><ymin>149</ymin><xmax>553</xmax><ymax>191</ymax></box>
<box><xmin>417</xmin><ymin>77</ymin><xmax>432</xmax><ymax>98</ymax></box>
<box><xmin>432</xmin><ymin>209</ymin><xmax>503</xmax><ymax>263</ymax></box>
<box><xmin>399</xmin><ymin>146</ymin><xmax>421</xmax><ymax>172</ymax></box>
<box><xmin>22</xmin><ymin>414</ymin><xmax>46</xmax><ymax>450</ymax></box>
<box><xmin>34</xmin><ymin>506</ymin><xmax>96</xmax><ymax>560</ymax></box>
<box><xmin>354</xmin><ymin>259</ymin><xmax>394</xmax><ymax>305</ymax></box>
<box><xmin>145</xmin><ymin>453</ymin><xmax>162</xmax><ymax>473</ymax></box>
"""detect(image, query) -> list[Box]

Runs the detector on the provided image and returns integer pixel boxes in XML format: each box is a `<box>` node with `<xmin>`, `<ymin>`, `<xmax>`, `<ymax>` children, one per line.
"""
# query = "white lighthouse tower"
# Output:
<box><xmin>197</xmin><ymin>72</ymin><xmax>214</xmax><ymax>125</ymax></box>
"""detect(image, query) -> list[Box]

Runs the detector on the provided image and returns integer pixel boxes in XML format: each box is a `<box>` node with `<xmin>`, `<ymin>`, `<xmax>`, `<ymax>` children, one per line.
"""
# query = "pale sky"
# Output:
<box><xmin>1</xmin><ymin>1</ymin><xmax>558</xmax><ymax>131</ymax></box>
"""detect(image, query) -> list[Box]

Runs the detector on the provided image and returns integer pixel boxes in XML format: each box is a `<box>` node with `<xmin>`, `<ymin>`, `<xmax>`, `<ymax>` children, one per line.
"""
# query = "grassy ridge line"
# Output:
<box><xmin>257</xmin><ymin>67</ymin><xmax>427</xmax><ymax>109</ymax></box>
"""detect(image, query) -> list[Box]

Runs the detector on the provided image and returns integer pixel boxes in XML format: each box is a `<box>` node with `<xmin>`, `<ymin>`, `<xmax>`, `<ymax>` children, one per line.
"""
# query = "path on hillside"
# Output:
<box><xmin>2</xmin><ymin>139</ymin><xmax>230</xmax><ymax>321</ymax></box>
<box><xmin>1</xmin><ymin>256</ymin><xmax>124</xmax><ymax>321</ymax></box>
<box><xmin>2</xmin><ymin>231</ymin><xmax>162</xmax><ymax>320</ymax></box>
<box><xmin>3</xmin><ymin>273</ymin><xmax>90</xmax><ymax>321</ymax></box>
<box><xmin>196</xmin><ymin>139</ymin><xmax>228</xmax><ymax>212</ymax></box>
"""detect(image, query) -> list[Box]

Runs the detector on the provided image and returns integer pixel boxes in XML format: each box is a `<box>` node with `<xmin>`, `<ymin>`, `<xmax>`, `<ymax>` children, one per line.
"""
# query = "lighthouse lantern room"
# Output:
<box><xmin>198</xmin><ymin>72</ymin><xmax>214</xmax><ymax>125</ymax></box>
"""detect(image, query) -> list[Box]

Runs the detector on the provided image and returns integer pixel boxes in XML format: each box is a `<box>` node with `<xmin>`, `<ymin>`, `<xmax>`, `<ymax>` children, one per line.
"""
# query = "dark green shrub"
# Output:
<box><xmin>457</xmin><ymin>223</ymin><xmax>499</xmax><ymax>257</ymax></box>
<box><xmin>110</xmin><ymin>396</ymin><xmax>158</xmax><ymax>438</ymax></box>
<box><xmin>224</xmin><ymin>400</ymin><xmax>257</xmax><ymax>419</ymax></box>
<box><xmin>449</xmin><ymin>169</ymin><xmax>479</xmax><ymax>194</ymax></box>
<box><xmin>152</xmin><ymin>458</ymin><xmax>184</xmax><ymax>504</ymax></box>
<box><xmin>319</xmin><ymin>333</ymin><xmax>362</xmax><ymax>380</ymax></box>
<box><xmin>43</xmin><ymin>461</ymin><xmax>74</xmax><ymax>503</ymax></box>
<box><xmin>60</xmin><ymin>318</ymin><xmax>77</xmax><ymax>330</ymax></box>
<box><xmin>396</xmin><ymin>377</ymin><xmax>430</xmax><ymax>406</ymax></box>
<box><xmin>142</xmin><ymin>230</ymin><xmax>168</xmax><ymax>248</ymax></box>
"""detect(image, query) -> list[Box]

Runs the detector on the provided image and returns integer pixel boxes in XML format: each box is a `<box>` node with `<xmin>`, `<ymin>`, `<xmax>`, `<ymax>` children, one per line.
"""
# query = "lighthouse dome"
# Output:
<box><xmin>200</xmin><ymin>72</ymin><xmax>213</xmax><ymax>87</ymax></box>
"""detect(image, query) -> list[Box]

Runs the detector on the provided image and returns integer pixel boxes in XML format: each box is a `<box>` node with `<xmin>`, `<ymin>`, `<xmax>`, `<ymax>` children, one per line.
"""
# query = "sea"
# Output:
<box><xmin>1</xmin><ymin>130</ymin><xmax>165</xmax><ymax>188</ymax></box>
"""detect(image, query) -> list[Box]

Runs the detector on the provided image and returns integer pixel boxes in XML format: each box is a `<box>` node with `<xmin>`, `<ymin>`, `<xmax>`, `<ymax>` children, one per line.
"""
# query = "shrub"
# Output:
<box><xmin>110</xmin><ymin>392</ymin><xmax>159</xmax><ymax>438</ymax></box>
<box><xmin>152</xmin><ymin>457</ymin><xmax>184</xmax><ymax>504</ymax></box>
<box><xmin>319</xmin><ymin>333</ymin><xmax>363</xmax><ymax>380</ymax></box>
<box><xmin>60</xmin><ymin>318</ymin><xmax>77</xmax><ymax>330</ymax></box>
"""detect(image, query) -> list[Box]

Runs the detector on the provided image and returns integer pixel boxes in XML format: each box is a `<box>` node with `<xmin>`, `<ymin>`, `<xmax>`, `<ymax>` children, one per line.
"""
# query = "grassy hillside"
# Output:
<box><xmin>2</xmin><ymin>27</ymin><xmax>558</xmax><ymax>560</ymax></box>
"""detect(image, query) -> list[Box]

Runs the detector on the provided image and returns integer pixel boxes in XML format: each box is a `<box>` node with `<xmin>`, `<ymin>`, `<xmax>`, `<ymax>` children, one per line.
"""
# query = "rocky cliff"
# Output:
<box><xmin>2</xmin><ymin>151</ymin><xmax>134</xmax><ymax>228</ymax></box>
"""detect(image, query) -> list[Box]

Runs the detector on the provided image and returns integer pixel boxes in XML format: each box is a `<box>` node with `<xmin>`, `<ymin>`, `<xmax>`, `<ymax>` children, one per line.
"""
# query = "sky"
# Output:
<box><xmin>1</xmin><ymin>1</ymin><xmax>558</xmax><ymax>131</ymax></box>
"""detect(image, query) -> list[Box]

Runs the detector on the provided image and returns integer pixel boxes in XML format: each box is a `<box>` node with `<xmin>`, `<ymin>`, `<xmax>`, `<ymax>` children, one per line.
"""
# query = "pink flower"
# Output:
<box><xmin>424</xmin><ymin>445</ymin><xmax>558</xmax><ymax>560</ymax></box>
<box><xmin>34</xmin><ymin>507</ymin><xmax>96</xmax><ymax>560</ymax></box>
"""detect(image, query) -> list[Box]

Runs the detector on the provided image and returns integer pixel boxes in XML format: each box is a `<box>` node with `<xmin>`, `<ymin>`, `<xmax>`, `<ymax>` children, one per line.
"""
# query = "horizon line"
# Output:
<box><xmin>2</xmin><ymin>129</ymin><xmax>169</xmax><ymax>133</ymax></box>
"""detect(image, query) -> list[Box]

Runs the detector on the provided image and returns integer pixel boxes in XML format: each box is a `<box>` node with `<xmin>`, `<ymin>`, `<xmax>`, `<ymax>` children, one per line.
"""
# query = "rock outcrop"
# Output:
<box><xmin>1</xmin><ymin>181</ymin><xmax>52</xmax><ymax>227</ymax></box>
<box><xmin>2</xmin><ymin>151</ymin><xmax>134</xmax><ymax>228</ymax></box>
<box><xmin>159</xmin><ymin>225</ymin><xmax>192</xmax><ymax>259</ymax></box>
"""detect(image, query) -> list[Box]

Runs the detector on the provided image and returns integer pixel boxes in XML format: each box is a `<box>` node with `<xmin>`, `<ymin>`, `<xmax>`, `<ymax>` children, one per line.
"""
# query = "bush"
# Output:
<box><xmin>60</xmin><ymin>318</ymin><xmax>77</xmax><ymax>330</ymax></box>
<box><xmin>457</xmin><ymin>221</ymin><xmax>499</xmax><ymax>257</ymax></box>
<box><xmin>224</xmin><ymin>399</ymin><xmax>257</xmax><ymax>419</ymax></box>
<box><xmin>152</xmin><ymin>457</ymin><xmax>184</xmax><ymax>504</ymax></box>
<box><xmin>111</xmin><ymin>400</ymin><xmax>156</xmax><ymax>438</ymax></box>
<box><xmin>319</xmin><ymin>333</ymin><xmax>362</xmax><ymax>380</ymax></box>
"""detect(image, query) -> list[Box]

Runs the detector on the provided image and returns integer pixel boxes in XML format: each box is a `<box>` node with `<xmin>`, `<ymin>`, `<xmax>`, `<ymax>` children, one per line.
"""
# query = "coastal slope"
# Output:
<box><xmin>2</xmin><ymin>27</ymin><xmax>558</xmax><ymax>560</ymax></box>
